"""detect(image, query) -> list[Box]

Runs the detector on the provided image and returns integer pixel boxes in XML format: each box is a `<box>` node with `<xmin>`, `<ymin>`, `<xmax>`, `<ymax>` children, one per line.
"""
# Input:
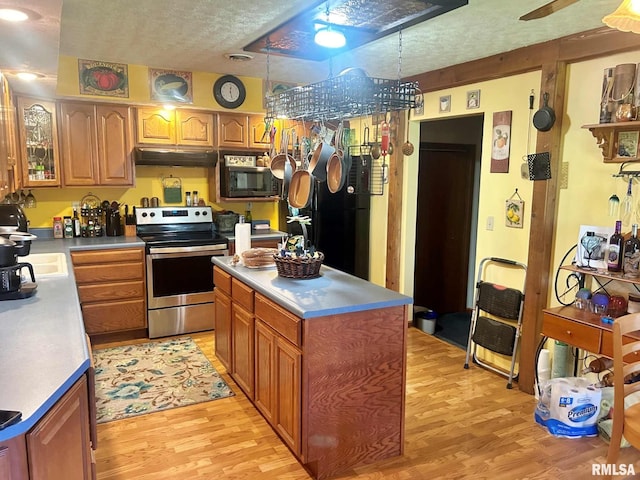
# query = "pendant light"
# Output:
<box><xmin>314</xmin><ymin>2</ymin><xmax>346</xmax><ymax>49</ymax></box>
<box><xmin>603</xmin><ymin>0</ymin><xmax>640</xmax><ymax>34</ymax></box>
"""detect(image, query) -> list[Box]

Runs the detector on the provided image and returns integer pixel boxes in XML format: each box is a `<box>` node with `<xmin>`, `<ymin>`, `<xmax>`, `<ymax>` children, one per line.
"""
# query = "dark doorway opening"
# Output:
<box><xmin>413</xmin><ymin>113</ymin><xmax>484</xmax><ymax>333</ymax></box>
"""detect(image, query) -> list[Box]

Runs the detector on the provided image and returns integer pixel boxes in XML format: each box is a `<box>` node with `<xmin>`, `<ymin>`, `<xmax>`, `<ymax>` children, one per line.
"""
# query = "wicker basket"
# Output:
<box><xmin>273</xmin><ymin>252</ymin><xmax>324</xmax><ymax>279</ymax></box>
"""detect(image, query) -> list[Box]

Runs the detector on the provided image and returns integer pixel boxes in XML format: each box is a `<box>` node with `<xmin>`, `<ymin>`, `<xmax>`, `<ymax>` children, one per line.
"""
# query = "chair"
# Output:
<box><xmin>605</xmin><ymin>312</ymin><xmax>640</xmax><ymax>478</ymax></box>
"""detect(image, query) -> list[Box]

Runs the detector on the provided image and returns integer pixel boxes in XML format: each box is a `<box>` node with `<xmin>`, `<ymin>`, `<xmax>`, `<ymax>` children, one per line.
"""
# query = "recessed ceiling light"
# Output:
<box><xmin>15</xmin><ymin>72</ymin><xmax>38</xmax><ymax>81</ymax></box>
<box><xmin>314</xmin><ymin>26</ymin><xmax>346</xmax><ymax>49</ymax></box>
<box><xmin>0</xmin><ymin>7</ymin><xmax>37</xmax><ymax>22</ymax></box>
<box><xmin>224</xmin><ymin>53</ymin><xmax>254</xmax><ymax>62</ymax></box>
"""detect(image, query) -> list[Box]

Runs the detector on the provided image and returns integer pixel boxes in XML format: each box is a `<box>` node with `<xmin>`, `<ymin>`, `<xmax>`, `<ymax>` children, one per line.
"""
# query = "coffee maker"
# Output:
<box><xmin>0</xmin><ymin>204</ymin><xmax>37</xmax><ymax>299</ymax></box>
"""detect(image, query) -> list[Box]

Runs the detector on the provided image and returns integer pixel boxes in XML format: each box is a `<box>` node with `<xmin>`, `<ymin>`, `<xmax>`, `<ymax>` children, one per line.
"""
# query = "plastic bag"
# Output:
<box><xmin>534</xmin><ymin>377</ymin><xmax>601</xmax><ymax>438</ymax></box>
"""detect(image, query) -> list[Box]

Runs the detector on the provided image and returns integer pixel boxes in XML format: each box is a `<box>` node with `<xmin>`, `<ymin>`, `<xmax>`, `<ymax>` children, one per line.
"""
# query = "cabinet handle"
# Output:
<box><xmin>566</xmin><ymin>330</ymin><xmax>572</xmax><ymax>335</ymax></box>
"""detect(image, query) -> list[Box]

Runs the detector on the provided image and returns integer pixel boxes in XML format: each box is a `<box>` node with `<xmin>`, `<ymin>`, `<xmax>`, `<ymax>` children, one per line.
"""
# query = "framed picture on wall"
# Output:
<box><xmin>78</xmin><ymin>59</ymin><xmax>129</xmax><ymax>97</ymax></box>
<box><xmin>439</xmin><ymin>95</ymin><xmax>451</xmax><ymax>113</ymax></box>
<box><xmin>467</xmin><ymin>90</ymin><xmax>480</xmax><ymax>109</ymax></box>
<box><xmin>616</xmin><ymin>130</ymin><xmax>639</xmax><ymax>159</ymax></box>
<box><xmin>150</xmin><ymin>68</ymin><xmax>193</xmax><ymax>103</ymax></box>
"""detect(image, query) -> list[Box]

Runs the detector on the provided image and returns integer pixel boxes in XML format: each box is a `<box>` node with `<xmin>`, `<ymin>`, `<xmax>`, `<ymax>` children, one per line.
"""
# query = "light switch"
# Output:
<box><xmin>486</xmin><ymin>216</ymin><xmax>494</xmax><ymax>231</ymax></box>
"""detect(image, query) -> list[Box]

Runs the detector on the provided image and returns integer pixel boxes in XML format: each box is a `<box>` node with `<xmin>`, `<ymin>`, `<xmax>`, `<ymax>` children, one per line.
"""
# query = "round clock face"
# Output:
<box><xmin>214</xmin><ymin>75</ymin><xmax>246</xmax><ymax>109</ymax></box>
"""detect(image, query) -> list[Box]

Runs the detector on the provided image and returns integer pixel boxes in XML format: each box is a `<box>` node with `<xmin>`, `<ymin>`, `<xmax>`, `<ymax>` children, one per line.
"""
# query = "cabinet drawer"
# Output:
<box><xmin>71</xmin><ymin>248</ymin><xmax>143</xmax><ymax>265</ymax></box>
<box><xmin>77</xmin><ymin>280</ymin><xmax>144</xmax><ymax>303</ymax></box>
<box><xmin>542</xmin><ymin>313</ymin><xmax>601</xmax><ymax>353</ymax></box>
<box><xmin>232</xmin><ymin>278</ymin><xmax>254</xmax><ymax>312</ymax></box>
<box><xmin>601</xmin><ymin>330</ymin><xmax>640</xmax><ymax>362</ymax></box>
<box><xmin>74</xmin><ymin>262</ymin><xmax>143</xmax><ymax>284</ymax></box>
<box><xmin>214</xmin><ymin>266</ymin><xmax>231</xmax><ymax>296</ymax></box>
<box><xmin>82</xmin><ymin>299</ymin><xmax>146</xmax><ymax>334</ymax></box>
<box><xmin>255</xmin><ymin>293</ymin><xmax>301</xmax><ymax>347</ymax></box>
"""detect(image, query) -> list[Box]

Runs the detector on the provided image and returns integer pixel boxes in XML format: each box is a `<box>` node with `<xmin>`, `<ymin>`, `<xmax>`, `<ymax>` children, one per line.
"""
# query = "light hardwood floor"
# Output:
<box><xmin>93</xmin><ymin>327</ymin><xmax>639</xmax><ymax>479</ymax></box>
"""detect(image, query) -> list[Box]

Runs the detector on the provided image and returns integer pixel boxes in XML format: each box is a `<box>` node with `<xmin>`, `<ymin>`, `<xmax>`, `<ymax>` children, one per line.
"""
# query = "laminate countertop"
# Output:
<box><xmin>211</xmin><ymin>256</ymin><xmax>413</xmax><ymax>319</ymax></box>
<box><xmin>0</xmin><ymin>236</ymin><xmax>144</xmax><ymax>442</ymax></box>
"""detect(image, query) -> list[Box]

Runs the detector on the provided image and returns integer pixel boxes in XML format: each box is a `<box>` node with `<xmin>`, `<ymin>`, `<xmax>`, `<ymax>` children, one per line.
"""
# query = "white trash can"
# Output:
<box><xmin>414</xmin><ymin>309</ymin><xmax>437</xmax><ymax>335</ymax></box>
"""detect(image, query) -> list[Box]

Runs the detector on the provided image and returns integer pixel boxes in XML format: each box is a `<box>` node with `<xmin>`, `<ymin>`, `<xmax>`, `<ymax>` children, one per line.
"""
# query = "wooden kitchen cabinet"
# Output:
<box><xmin>249</xmin><ymin>114</ymin><xmax>270</xmax><ymax>149</ymax></box>
<box><xmin>0</xmin><ymin>436</ymin><xmax>28</xmax><ymax>480</ymax></box>
<box><xmin>16</xmin><ymin>97</ymin><xmax>61</xmax><ymax>187</ymax></box>
<box><xmin>59</xmin><ymin>102</ymin><xmax>134</xmax><ymax>186</ymax></box>
<box><xmin>583</xmin><ymin>120</ymin><xmax>640</xmax><ymax>163</ymax></box>
<box><xmin>231</xmin><ymin>277</ymin><xmax>255</xmax><ymax>399</ymax></box>
<box><xmin>0</xmin><ymin>72</ymin><xmax>20</xmax><ymax>197</ymax></box>
<box><xmin>71</xmin><ymin>247</ymin><xmax>146</xmax><ymax>338</ymax></box>
<box><xmin>218</xmin><ymin>113</ymin><xmax>249</xmax><ymax>149</ymax></box>
<box><xmin>136</xmin><ymin>107</ymin><xmax>214</xmax><ymax>147</ymax></box>
<box><xmin>27</xmin><ymin>375</ymin><xmax>93</xmax><ymax>480</ymax></box>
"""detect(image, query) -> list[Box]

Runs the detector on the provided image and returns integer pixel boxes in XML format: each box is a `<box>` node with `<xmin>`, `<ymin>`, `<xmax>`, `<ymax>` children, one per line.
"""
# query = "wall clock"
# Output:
<box><xmin>213</xmin><ymin>75</ymin><xmax>246</xmax><ymax>109</ymax></box>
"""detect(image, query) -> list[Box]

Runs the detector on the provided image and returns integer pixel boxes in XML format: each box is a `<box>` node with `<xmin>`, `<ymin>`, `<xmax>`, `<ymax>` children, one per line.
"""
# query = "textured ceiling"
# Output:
<box><xmin>0</xmin><ymin>0</ymin><xmax>626</xmax><ymax>97</ymax></box>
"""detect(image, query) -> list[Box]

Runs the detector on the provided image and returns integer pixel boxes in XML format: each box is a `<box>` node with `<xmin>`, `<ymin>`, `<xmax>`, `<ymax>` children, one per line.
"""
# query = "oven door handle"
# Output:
<box><xmin>149</xmin><ymin>248</ymin><xmax>229</xmax><ymax>259</ymax></box>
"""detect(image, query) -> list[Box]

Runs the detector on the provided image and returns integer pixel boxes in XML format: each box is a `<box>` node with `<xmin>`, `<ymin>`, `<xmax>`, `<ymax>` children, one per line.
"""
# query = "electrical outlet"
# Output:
<box><xmin>560</xmin><ymin>162</ymin><xmax>569</xmax><ymax>189</ymax></box>
<box><xmin>486</xmin><ymin>216</ymin><xmax>494</xmax><ymax>231</ymax></box>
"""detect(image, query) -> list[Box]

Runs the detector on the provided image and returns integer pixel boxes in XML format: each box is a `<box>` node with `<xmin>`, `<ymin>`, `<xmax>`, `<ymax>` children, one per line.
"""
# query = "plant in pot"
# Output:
<box><xmin>274</xmin><ymin>215</ymin><xmax>324</xmax><ymax>279</ymax></box>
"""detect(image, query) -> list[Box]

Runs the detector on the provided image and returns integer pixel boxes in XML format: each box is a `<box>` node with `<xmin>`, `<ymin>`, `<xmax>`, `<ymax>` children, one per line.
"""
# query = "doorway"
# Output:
<box><xmin>413</xmin><ymin>115</ymin><xmax>483</xmax><ymax>315</ymax></box>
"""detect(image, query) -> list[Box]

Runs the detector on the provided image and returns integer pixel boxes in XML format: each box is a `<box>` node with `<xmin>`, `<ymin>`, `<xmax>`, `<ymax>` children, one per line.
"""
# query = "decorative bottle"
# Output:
<box><xmin>608</xmin><ymin>220</ymin><xmax>624</xmax><ymax>272</ymax></box>
<box><xmin>624</xmin><ymin>223</ymin><xmax>640</xmax><ymax>278</ymax></box>
<box><xmin>185</xmin><ymin>191</ymin><xmax>192</xmax><ymax>207</ymax></box>
<box><xmin>72</xmin><ymin>207</ymin><xmax>81</xmax><ymax>237</ymax></box>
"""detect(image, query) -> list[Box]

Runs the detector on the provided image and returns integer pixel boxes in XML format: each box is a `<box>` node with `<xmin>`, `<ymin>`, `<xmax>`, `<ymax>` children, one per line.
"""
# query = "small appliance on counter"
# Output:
<box><xmin>0</xmin><ymin>204</ymin><xmax>38</xmax><ymax>300</ymax></box>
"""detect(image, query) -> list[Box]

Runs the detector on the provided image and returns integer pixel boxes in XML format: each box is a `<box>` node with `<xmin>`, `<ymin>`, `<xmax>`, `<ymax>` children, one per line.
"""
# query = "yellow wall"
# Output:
<box><xmin>56</xmin><ymin>55</ymin><xmax>266</xmax><ymax>113</ymax></box>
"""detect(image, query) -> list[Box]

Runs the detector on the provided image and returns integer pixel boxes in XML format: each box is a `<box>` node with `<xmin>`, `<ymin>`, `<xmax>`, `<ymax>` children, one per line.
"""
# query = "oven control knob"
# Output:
<box><xmin>150</xmin><ymin>212</ymin><xmax>155</xmax><ymax>217</ymax></box>
<box><xmin>141</xmin><ymin>212</ymin><xmax>148</xmax><ymax>218</ymax></box>
<box><xmin>202</xmin><ymin>210</ymin><xmax>208</xmax><ymax>216</ymax></box>
<box><xmin>195</xmin><ymin>211</ymin><xmax>200</xmax><ymax>216</ymax></box>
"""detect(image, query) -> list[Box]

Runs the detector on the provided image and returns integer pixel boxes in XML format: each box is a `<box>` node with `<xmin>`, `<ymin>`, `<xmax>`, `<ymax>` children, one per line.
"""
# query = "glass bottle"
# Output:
<box><xmin>607</xmin><ymin>220</ymin><xmax>624</xmax><ymax>272</ymax></box>
<box><xmin>185</xmin><ymin>191</ymin><xmax>192</xmax><ymax>207</ymax></box>
<box><xmin>25</xmin><ymin>190</ymin><xmax>36</xmax><ymax>208</ymax></box>
<box><xmin>72</xmin><ymin>207</ymin><xmax>81</xmax><ymax>237</ymax></box>
<box><xmin>192</xmin><ymin>190</ymin><xmax>199</xmax><ymax>206</ymax></box>
<box><xmin>63</xmin><ymin>216</ymin><xmax>73</xmax><ymax>238</ymax></box>
<box><xmin>624</xmin><ymin>223</ymin><xmax>640</xmax><ymax>278</ymax></box>
<box><xmin>245</xmin><ymin>202</ymin><xmax>253</xmax><ymax>225</ymax></box>
<box><xmin>53</xmin><ymin>217</ymin><xmax>63</xmax><ymax>238</ymax></box>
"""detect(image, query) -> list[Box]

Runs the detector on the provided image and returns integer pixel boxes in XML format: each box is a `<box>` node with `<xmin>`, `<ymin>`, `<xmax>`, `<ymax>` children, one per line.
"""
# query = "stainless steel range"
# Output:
<box><xmin>135</xmin><ymin>206</ymin><xmax>228</xmax><ymax>338</ymax></box>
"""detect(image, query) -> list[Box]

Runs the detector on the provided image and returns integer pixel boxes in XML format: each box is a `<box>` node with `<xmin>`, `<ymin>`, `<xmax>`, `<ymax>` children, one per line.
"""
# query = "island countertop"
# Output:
<box><xmin>211</xmin><ymin>256</ymin><xmax>412</xmax><ymax>319</ymax></box>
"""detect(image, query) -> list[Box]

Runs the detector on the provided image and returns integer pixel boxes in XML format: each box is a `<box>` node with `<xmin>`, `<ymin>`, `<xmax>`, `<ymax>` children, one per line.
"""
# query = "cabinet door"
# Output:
<box><xmin>82</xmin><ymin>298</ymin><xmax>146</xmax><ymax>334</ymax></box>
<box><xmin>0</xmin><ymin>436</ymin><xmax>28</xmax><ymax>480</ymax></box>
<box><xmin>17</xmin><ymin>97</ymin><xmax>61</xmax><ymax>187</ymax></box>
<box><xmin>136</xmin><ymin>107</ymin><xmax>175</xmax><ymax>145</ymax></box>
<box><xmin>214</xmin><ymin>288</ymin><xmax>232</xmax><ymax>371</ymax></box>
<box><xmin>96</xmin><ymin>105</ymin><xmax>134</xmax><ymax>185</ymax></box>
<box><xmin>249</xmin><ymin>115</ymin><xmax>270</xmax><ymax>149</ymax></box>
<box><xmin>27</xmin><ymin>375</ymin><xmax>92</xmax><ymax>480</ymax></box>
<box><xmin>232</xmin><ymin>302</ymin><xmax>255</xmax><ymax>399</ymax></box>
<box><xmin>274</xmin><ymin>336</ymin><xmax>301</xmax><ymax>455</ymax></box>
<box><xmin>218</xmin><ymin>113</ymin><xmax>249</xmax><ymax>148</ymax></box>
<box><xmin>60</xmin><ymin>102</ymin><xmax>98</xmax><ymax>186</ymax></box>
<box><xmin>176</xmin><ymin>110</ymin><xmax>214</xmax><ymax>147</ymax></box>
<box><xmin>0</xmin><ymin>73</ymin><xmax>10</xmax><ymax>197</ymax></box>
<box><xmin>254</xmin><ymin>320</ymin><xmax>275</xmax><ymax>424</ymax></box>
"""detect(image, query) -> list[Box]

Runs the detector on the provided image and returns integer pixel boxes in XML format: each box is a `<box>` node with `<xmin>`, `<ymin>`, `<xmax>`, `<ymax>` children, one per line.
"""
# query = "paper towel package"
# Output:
<box><xmin>235</xmin><ymin>218</ymin><xmax>252</xmax><ymax>262</ymax></box>
<box><xmin>534</xmin><ymin>377</ymin><xmax>601</xmax><ymax>438</ymax></box>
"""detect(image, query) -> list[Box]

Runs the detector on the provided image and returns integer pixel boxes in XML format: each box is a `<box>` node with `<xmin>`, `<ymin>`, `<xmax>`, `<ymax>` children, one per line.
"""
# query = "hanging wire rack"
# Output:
<box><xmin>265</xmin><ymin>74</ymin><xmax>419</xmax><ymax>122</ymax></box>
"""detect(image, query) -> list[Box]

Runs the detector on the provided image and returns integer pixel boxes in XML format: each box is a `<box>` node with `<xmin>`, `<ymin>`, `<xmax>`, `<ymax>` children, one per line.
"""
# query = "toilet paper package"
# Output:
<box><xmin>534</xmin><ymin>377</ymin><xmax>601</xmax><ymax>438</ymax></box>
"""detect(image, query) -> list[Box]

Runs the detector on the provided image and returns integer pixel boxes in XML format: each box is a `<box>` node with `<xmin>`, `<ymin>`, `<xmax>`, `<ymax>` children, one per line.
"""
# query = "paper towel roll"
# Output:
<box><xmin>235</xmin><ymin>220</ymin><xmax>252</xmax><ymax>261</ymax></box>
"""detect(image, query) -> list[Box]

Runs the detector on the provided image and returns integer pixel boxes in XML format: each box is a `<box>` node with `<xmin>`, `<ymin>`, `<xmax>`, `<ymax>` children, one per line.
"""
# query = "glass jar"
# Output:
<box><xmin>53</xmin><ymin>217</ymin><xmax>63</xmax><ymax>238</ymax></box>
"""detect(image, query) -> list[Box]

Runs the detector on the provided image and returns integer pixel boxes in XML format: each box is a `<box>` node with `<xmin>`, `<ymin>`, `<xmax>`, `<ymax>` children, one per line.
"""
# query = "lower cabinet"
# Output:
<box><xmin>71</xmin><ymin>247</ymin><xmax>146</xmax><ymax>337</ymax></box>
<box><xmin>232</xmin><ymin>302</ymin><xmax>255</xmax><ymax>399</ymax></box>
<box><xmin>213</xmin><ymin>288</ymin><xmax>232</xmax><ymax>371</ymax></box>
<box><xmin>0</xmin><ymin>374</ymin><xmax>94</xmax><ymax>480</ymax></box>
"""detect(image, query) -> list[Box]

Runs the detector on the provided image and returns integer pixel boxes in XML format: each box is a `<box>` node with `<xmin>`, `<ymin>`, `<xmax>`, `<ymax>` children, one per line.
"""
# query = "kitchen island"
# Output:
<box><xmin>211</xmin><ymin>257</ymin><xmax>412</xmax><ymax>480</ymax></box>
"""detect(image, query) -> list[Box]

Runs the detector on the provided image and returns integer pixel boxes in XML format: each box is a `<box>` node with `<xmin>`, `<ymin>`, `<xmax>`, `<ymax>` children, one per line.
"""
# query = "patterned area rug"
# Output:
<box><xmin>94</xmin><ymin>337</ymin><xmax>234</xmax><ymax>423</ymax></box>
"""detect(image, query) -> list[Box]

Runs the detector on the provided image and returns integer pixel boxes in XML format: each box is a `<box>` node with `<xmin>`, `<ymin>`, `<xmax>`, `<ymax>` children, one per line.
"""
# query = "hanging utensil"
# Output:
<box><xmin>622</xmin><ymin>176</ymin><xmax>634</xmax><ymax>227</ymax></box>
<box><xmin>371</xmin><ymin>116</ymin><xmax>381</xmax><ymax>160</ymax></box>
<box><xmin>609</xmin><ymin>193</ymin><xmax>620</xmax><ymax>217</ymax></box>
<box><xmin>402</xmin><ymin>108</ymin><xmax>414</xmax><ymax>156</ymax></box>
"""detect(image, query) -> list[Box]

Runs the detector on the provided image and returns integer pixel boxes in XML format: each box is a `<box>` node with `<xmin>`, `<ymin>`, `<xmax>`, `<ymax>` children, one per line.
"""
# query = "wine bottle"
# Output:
<box><xmin>72</xmin><ymin>207</ymin><xmax>81</xmax><ymax>238</ymax></box>
<box><xmin>608</xmin><ymin>220</ymin><xmax>624</xmax><ymax>272</ymax></box>
<box><xmin>624</xmin><ymin>223</ymin><xmax>640</xmax><ymax>278</ymax></box>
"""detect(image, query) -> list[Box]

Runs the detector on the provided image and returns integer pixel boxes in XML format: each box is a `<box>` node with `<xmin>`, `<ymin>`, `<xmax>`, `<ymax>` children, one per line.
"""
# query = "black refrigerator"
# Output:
<box><xmin>278</xmin><ymin>156</ymin><xmax>370</xmax><ymax>280</ymax></box>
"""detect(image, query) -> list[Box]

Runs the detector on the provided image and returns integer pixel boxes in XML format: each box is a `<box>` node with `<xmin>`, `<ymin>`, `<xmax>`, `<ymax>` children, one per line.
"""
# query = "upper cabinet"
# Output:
<box><xmin>136</xmin><ymin>107</ymin><xmax>214</xmax><ymax>147</ymax></box>
<box><xmin>219</xmin><ymin>113</ymin><xmax>271</xmax><ymax>150</ymax></box>
<box><xmin>0</xmin><ymin>73</ymin><xmax>17</xmax><ymax>197</ymax></box>
<box><xmin>59</xmin><ymin>102</ymin><xmax>134</xmax><ymax>186</ymax></box>
<box><xmin>249</xmin><ymin>115</ymin><xmax>270</xmax><ymax>150</ymax></box>
<box><xmin>583</xmin><ymin>121</ymin><xmax>640</xmax><ymax>163</ymax></box>
<box><xmin>17</xmin><ymin>97</ymin><xmax>61</xmax><ymax>187</ymax></box>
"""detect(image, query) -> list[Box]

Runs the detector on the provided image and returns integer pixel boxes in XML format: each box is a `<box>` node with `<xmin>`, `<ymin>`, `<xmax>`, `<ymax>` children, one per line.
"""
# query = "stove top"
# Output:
<box><xmin>135</xmin><ymin>206</ymin><xmax>227</xmax><ymax>249</ymax></box>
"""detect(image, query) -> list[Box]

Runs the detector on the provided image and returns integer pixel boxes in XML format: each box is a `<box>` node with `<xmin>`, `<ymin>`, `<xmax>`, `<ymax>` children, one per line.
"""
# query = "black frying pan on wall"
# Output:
<box><xmin>533</xmin><ymin>92</ymin><xmax>556</xmax><ymax>132</ymax></box>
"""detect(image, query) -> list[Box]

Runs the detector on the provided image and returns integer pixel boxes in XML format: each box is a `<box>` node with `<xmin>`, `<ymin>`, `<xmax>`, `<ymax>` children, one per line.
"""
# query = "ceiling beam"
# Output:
<box><xmin>404</xmin><ymin>27</ymin><xmax>640</xmax><ymax>92</ymax></box>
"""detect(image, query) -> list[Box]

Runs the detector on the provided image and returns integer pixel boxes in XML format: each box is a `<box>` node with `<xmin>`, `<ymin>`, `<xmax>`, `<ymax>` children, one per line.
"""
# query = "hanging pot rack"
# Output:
<box><xmin>612</xmin><ymin>161</ymin><xmax>640</xmax><ymax>178</ymax></box>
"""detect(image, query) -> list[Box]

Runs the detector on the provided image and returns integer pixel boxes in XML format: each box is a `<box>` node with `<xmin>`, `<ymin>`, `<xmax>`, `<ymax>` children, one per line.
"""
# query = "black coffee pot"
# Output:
<box><xmin>0</xmin><ymin>236</ymin><xmax>32</xmax><ymax>267</ymax></box>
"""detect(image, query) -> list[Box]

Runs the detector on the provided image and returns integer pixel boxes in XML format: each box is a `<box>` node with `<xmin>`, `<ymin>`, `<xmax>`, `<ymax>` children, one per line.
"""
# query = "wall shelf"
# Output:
<box><xmin>582</xmin><ymin>121</ymin><xmax>640</xmax><ymax>163</ymax></box>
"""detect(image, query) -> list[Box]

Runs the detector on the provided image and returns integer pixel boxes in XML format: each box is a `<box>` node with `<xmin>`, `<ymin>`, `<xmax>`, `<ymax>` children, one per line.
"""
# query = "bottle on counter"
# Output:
<box><xmin>72</xmin><ymin>207</ymin><xmax>81</xmax><ymax>237</ymax></box>
<box><xmin>624</xmin><ymin>223</ymin><xmax>640</xmax><ymax>278</ymax></box>
<box><xmin>53</xmin><ymin>217</ymin><xmax>63</xmax><ymax>238</ymax></box>
<box><xmin>607</xmin><ymin>220</ymin><xmax>624</xmax><ymax>272</ymax></box>
<box><xmin>245</xmin><ymin>202</ymin><xmax>252</xmax><ymax>225</ymax></box>
<box><xmin>63</xmin><ymin>216</ymin><xmax>73</xmax><ymax>238</ymax></box>
<box><xmin>192</xmin><ymin>191</ymin><xmax>199</xmax><ymax>206</ymax></box>
<box><xmin>185</xmin><ymin>191</ymin><xmax>192</xmax><ymax>207</ymax></box>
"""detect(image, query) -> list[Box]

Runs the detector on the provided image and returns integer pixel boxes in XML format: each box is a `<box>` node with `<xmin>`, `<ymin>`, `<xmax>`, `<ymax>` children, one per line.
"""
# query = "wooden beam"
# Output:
<box><xmin>386</xmin><ymin>115</ymin><xmax>406</xmax><ymax>291</ymax></box>
<box><xmin>405</xmin><ymin>27</ymin><xmax>640</xmax><ymax>92</ymax></box>
<box><xmin>518</xmin><ymin>62</ymin><xmax>567</xmax><ymax>395</ymax></box>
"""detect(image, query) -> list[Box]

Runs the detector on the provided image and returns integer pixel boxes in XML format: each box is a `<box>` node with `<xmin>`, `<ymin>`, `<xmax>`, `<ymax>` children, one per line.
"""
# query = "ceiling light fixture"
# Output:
<box><xmin>224</xmin><ymin>53</ymin><xmax>254</xmax><ymax>62</ymax></box>
<box><xmin>0</xmin><ymin>7</ymin><xmax>33</xmax><ymax>22</ymax></box>
<box><xmin>603</xmin><ymin>0</ymin><xmax>640</xmax><ymax>34</ymax></box>
<box><xmin>314</xmin><ymin>26</ymin><xmax>346</xmax><ymax>48</ymax></box>
<box><xmin>10</xmin><ymin>71</ymin><xmax>44</xmax><ymax>81</ymax></box>
<box><xmin>314</xmin><ymin>1</ymin><xmax>346</xmax><ymax>49</ymax></box>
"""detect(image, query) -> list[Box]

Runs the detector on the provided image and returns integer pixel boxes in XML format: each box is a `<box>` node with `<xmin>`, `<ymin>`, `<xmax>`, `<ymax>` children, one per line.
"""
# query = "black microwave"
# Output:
<box><xmin>220</xmin><ymin>155</ymin><xmax>278</xmax><ymax>198</ymax></box>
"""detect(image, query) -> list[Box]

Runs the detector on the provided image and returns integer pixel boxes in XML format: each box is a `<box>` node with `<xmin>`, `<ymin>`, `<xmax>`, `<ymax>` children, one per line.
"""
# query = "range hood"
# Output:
<box><xmin>134</xmin><ymin>147</ymin><xmax>218</xmax><ymax>167</ymax></box>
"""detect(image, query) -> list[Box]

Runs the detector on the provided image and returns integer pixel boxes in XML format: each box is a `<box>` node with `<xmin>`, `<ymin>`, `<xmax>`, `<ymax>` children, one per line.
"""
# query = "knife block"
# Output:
<box><xmin>124</xmin><ymin>224</ymin><xmax>137</xmax><ymax>237</ymax></box>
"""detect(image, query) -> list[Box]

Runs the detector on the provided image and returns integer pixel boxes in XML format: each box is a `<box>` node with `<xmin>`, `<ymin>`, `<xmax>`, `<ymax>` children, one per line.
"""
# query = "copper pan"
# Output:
<box><xmin>288</xmin><ymin>170</ymin><xmax>315</xmax><ymax>208</ymax></box>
